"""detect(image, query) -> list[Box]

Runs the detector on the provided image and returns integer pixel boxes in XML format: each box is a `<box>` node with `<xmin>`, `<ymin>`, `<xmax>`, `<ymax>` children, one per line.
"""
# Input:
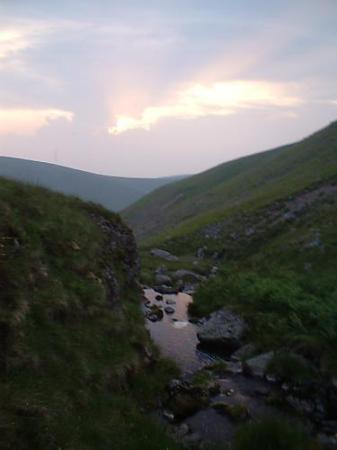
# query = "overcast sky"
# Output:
<box><xmin>0</xmin><ymin>0</ymin><xmax>336</xmax><ymax>177</ymax></box>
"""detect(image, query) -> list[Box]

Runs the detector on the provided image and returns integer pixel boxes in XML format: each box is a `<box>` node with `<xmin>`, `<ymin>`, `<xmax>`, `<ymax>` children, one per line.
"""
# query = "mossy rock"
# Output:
<box><xmin>212</xmin><ymin>402</ymin><xmax>250</xmax><ymax>422</ymax></box>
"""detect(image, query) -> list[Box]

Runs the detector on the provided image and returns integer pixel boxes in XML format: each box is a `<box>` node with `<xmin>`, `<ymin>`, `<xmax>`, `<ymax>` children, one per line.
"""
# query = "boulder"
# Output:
<box><xmin>150</xmin><ymin>248</ymin><xmax>179</xmax><ymax>261</ymax></box>
<box><xmin>165</xmin><ymin>306</ymin><xmax>175</xmax><ymax>314</ymax></box>
<box><xmin>197</xmin><ymin>309</ymin><xmax>245</xmax><ymax>355</ymax></box>
<box><xmin>154</xmin><ymin>285</ymin><xmax>178</xmax><ymax>294</ymax></box>
<box><xmin>243</xmin><ymin>352</ymin><xmax>274</xmax><ymax>378</ymax></box>
<box><xmin>172</xmin><ymin>269</ymin><xmax>204</xmax><ymax>282</ymax></box>
<box><xmin>155</xmin><ymin>274</ymin><xmax>172</xmax><ymax>285</ymax></box>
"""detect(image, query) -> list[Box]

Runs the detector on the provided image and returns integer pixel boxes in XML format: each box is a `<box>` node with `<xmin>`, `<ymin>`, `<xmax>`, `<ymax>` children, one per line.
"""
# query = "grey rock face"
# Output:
<box><xmin>150</xmin><ymin>248</ymin><xmax>179</xmax><ymax>261</ymax></box>
<box><xmin>197</xmin><ymin>309</ymin><xmax>245</xmax><ymax>355</ymax></box>
<box><xmin>243</xmin><ymin>352</ymin><xmax>274</xmax><ymax>378</ymax></box>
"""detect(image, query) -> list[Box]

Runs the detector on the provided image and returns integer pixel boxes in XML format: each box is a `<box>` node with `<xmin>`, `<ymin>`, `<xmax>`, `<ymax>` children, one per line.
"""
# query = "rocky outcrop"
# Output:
<box><xmin>197</xmin><ymin>309</ymin><xmax>246</xmax><ymax>355</ymax></box>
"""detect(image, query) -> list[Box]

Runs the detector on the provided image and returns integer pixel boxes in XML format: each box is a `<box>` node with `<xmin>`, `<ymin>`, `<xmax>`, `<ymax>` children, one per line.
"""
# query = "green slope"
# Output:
<box><xmin>0</xmin><ymin>177</ymin><xmax>179</xmax><ymax>450</ymax></box>
<box><xmin>123</xmin><ymin>120</ymin><xmax>337</xmax><ymax>243</ymax></box>
<box><xmin>0</xmin><ymin>157</ymin><xmax>186</xmax><ymax>211</ymax></box>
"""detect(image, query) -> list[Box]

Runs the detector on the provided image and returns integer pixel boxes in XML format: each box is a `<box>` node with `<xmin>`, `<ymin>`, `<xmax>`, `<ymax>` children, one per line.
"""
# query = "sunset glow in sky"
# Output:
<box><xmin>0</xmin><ymin>0</ymin><xmax>336</xmax><ymax>176</ymax></box>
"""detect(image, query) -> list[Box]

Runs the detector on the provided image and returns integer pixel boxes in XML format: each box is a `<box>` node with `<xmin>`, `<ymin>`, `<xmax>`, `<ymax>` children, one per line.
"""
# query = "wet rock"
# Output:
<box><xmin>146</xmin><ymin>305</ymin><xmax>164</xmax><ymax>322</ymax></box>
<box><xmin>243</xmin><ymin>352</ymin><xmax>274</xmax><ymax>378</ymax></box>
<box><xmin>165</xmin><ymin>306</ymin><xmax>175</xmax><ymax>314</ymax></box>
<box><xmin>155</xmin><ymin>294</ymin><xmax>163</xmax><ymax>301</ymax></box>
<box><xmin>197</xmin><ymin>309</ymin><xmax>245</xmax><ymax>356</ymax></box>
<box><xmin>154</xmin><ymin>285</ymin><xmax>178</xmax><ymax>294</ymax></box>
<box><xmin>150</xmin><ymin>248</ymin><xmax>179</xmax><ymax>261</ymax></box>
<box><xmin>166</xmin><ymin>299</ymin><xmax>176</xmax><ymax>305</ymax></box>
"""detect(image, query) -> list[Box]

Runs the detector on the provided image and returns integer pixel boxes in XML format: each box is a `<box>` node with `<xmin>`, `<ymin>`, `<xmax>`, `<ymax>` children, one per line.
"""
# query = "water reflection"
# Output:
<box><xmin>143</xmin><ymin>288</ymin><xmax>216</xmax><ymax>374</ymax></box>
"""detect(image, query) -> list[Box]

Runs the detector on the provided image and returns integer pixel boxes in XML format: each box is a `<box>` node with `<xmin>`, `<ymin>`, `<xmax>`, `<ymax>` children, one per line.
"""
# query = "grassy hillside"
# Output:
<box><xmin>0</xmin><ymin>177</ymin><xmax>180</xmax><ymax>450</ymax></box>
<box><xmin>123</xmin><ymin>120</ymin><xmax>337</xmax><ymax>242</ymax></box>
<box><xmin>0</xmin><ymin>157</ymin><xmax>185</xmax><ymax>211</ymax></box>
<box><xmin>125</xmin><ymin>120</ymin><xmax>337</xmax><ymax>383</ymax></box>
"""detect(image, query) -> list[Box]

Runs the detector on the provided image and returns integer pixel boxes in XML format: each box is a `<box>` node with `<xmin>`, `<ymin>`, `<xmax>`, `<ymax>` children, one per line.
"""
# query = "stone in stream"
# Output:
<box><xmin>154</xmin><ymin>285</ymin><xmax>178</xmax><ymax>294</ymax></box>
<box><xmin>165</xmin><ymin>306</ymin><xmax>175</xmax><ymax>314</ymax></box>
<box><xmin>155</xmin><ymin>294</ymin><xmax>163</xmax><ymax>301</ymax></box>
<box><xmin>146</xmin><ymin>304</ymin><xmax>164</xmax><ymax>322</ymax></box>
<box><xmin>166</xmin><ymin>299</ymin><xmax>176</xmax><ymax>305</ymax></box>
<box><xmin>197</xmin><ymin>308</ymin><xmax>246</xmax><ymax>356</ymax></box>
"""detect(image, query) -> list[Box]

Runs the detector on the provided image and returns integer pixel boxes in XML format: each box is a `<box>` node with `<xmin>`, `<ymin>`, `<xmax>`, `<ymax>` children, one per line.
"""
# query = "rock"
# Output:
<box><xmin>154</xmin><ymin>285</ymin><xmax>178</xmax><ymax>294</ymax></box>
<box><xmin>166</xmin><ymin>299</ymin><xmax>176</xmax><ymax>305</ymax></box>
<box><xmin>243</xmin><ymin>352</ymin><xmax>274</xmax><ymax>378</ymax></box>
<box><xmin>196</xmin><ymin>246</ymin><xmax>207</xmax><ymax>258</ymax></box>
<box><xmin>317</xmin><ymin>433</ymin><xmax>337</xmax><ymax>449</ymax></box>
<box><xmin>286</xmin><ymin>395</ymin><xmax>314</xmax><ymax>415</ymax></box>
<box><xmin>155</xmin><ymin>294</ymin><xmax>163</xmax><ymax>301</ymax></box>
<box><xmin>231</xmin><ymin>344</ymin><xmax>256</xmax><ymax>361</ymax></box>
<box><xmin>163</xmin><ymin>410</ymin><xmax>175</xmax><ymax>422</ymax></box>
<box><xmin>146</xmin><ymin>305</ymin><xmax>164</xmax><ymax>322</ymax></box>
<box><xmin>155</xmin><ymin>274</ymin><xmax>172</xmax><ymax>285</ymax></box>
<box><xmin>172</xmin><ymin>269</ymin><xmax>204</xmax><ymax>282</ymax></box>
<box><xmin>197</xmin><ymin>309</ymin><xmax>245</xmax><ymax>356</ymax></box>
<box><xmin>155</xmin><ymin>265</ymin><xmax>167</xmax><ymax>275</ymax></box>
<box><xmin>321</xmin><ymin>421</ymin><xmax>337</xmax><ymax>435</ymax></box>
<box><xmin>254</xmin><ymin>386</ymin><xmax>271</xmax><ymax>396</ymax></box>
<box><xmin>165</xmin><ymin>306</ymin><xmax>175</xmax><ymax>314</ymax></box>
<box><xmin>211</xmin><ymin>401</ymin><xmax>249</xmax><ymax>421</ymax></box>
<box><xmin>150</xmin><ymin>248</ymin><xmax>179</xmax><ymax>261</ymax></box>
<box><xmin>210</xmin><ymin>266</ymin><xmax>218</xmax><ymax>276</ymax></box>
<box><xmin>174</xmin><ymin>423</ymin><xmax>190</xmax><ymax>438</ymax></box>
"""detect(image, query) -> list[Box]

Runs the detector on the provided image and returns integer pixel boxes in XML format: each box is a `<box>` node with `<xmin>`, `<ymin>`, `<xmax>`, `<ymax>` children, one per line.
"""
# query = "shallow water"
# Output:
<box><xmin>143</xmin><ymin>288</ymin><xmax>217</xmax><ymax>374</ymax></box>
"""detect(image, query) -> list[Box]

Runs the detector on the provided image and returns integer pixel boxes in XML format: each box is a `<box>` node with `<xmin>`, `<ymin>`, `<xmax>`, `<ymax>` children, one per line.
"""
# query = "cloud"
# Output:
<box><xmin>108</xmin><ymin>80</ymin><xmax>301</xmax><ymax>134</ymax></box>
<box><xmin>0</xmin><ymin>108</ymin><xmax>74</xmax><ymax>136</ymax></box>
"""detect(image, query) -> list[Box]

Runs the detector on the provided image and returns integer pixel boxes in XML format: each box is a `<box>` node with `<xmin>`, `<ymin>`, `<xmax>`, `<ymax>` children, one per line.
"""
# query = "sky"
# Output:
<box><xmin>0</xmin><ymin>0</ymin><xmax>336</xmax><ymax>177</ymax></box>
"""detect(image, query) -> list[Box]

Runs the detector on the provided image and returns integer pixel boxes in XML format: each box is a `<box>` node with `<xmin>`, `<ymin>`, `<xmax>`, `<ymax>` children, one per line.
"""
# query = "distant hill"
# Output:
<box><xmin>123</xmin><ymin>120</ymin><xmax>337</xmax><ymax>242</ymax></box>
<box><xmin>0</xmin><ymin>157</ymin><xmax>186</xmax><ymax>211</ymax></box>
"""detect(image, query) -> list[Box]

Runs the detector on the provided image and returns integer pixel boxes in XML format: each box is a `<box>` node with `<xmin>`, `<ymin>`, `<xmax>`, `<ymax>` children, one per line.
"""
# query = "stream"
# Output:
<box><xmin>143</xmin><ymin>288</ymin><xmax>287</xmax><ymax>445</ymax></box>
<box><xmin>143</xmin><ymin>288</ymin><xmax>218</xmax><ymax>374</ymax></box>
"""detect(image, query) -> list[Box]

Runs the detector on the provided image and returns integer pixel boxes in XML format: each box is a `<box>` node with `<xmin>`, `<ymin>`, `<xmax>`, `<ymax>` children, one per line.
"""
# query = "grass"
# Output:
<box><xmin>233</xmin><ymin>417</ymin><xmax>316</xmax><ymax>450</ymax></box>
<box><xmin>0</xmin><ymin>177</ymin><xmax>181</xmax><ymax>450</ymax></box>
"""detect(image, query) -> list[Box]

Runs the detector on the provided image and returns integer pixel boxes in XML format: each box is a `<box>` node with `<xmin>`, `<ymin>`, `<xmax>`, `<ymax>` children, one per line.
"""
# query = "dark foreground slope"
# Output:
<box><xmin>124</xmin><ymin>120</ymin><xmax>337</xmax><ymax>242</ymax></box>
<box><xmin>0</xmin><ymin>157</ymin><xmax>185</xmax><ymax>211</ymax></box>
<box><xmin>0</xmin><ymin>177</ymin><xmax>179</xmax><ymax>450</ymax></box>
